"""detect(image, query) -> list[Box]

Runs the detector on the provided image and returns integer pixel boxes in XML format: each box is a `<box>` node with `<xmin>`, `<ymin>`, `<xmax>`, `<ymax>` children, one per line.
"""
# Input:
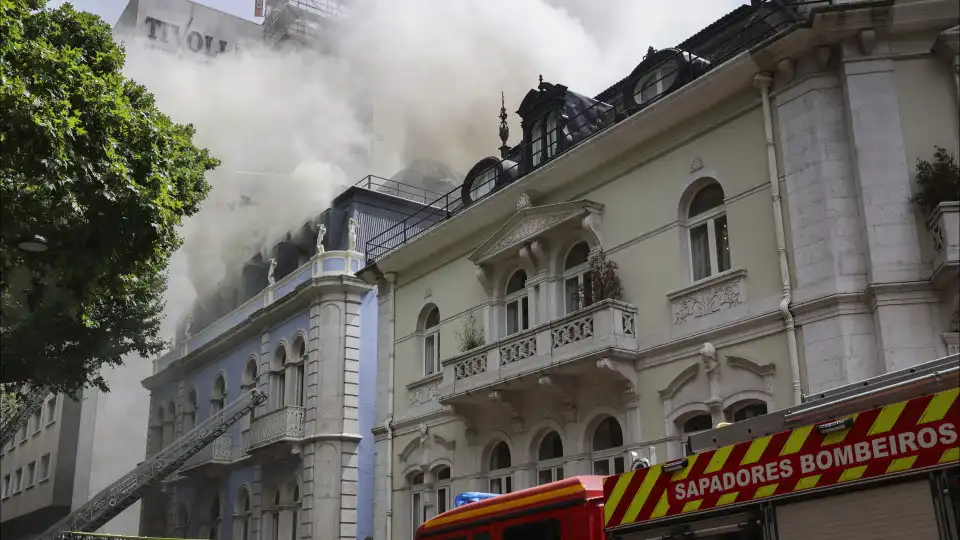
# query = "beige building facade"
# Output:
<box><xmin>359</xmin><ymin>2</ymin><xmax>960</xmax><ymax>540</ymax></box>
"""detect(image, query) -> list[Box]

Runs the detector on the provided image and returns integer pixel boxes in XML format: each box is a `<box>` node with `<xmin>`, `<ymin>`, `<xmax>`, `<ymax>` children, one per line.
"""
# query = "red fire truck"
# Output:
<box><xmin>416</xmin><ymin>354</ymin><xmax>959</xmax><ymax>540</ymax></box>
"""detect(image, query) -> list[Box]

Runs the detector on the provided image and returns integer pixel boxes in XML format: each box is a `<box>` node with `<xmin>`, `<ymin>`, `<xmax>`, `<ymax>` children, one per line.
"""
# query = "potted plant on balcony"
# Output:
<box><xmin>581</xmin><ymin>249</ymin><xmax>624</xmax><ymax>304</ymax></box>
<box><xmin>909</xmin><ymin>146</ymin><xmax>959</xmax><ymax>280</ymax></box>
<box><xmin>456</xmin><ymin>311</ymin><xmax>485</xmax><ymax>353</ymax></box>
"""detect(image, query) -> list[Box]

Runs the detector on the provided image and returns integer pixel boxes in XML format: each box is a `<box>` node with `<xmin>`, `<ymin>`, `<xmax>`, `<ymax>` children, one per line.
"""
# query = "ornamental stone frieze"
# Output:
<box><xmin>667</xmin><ymin>269</ymin><xmax>747</xmax><ymax>325</ymax></box>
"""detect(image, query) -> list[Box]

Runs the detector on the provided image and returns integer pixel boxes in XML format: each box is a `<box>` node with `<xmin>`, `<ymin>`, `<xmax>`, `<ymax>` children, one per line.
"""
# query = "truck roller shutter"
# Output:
<box><xmin>776</xmin><ymin>480</ymin><xmax>940</xmax><ymax>540</ymax></box>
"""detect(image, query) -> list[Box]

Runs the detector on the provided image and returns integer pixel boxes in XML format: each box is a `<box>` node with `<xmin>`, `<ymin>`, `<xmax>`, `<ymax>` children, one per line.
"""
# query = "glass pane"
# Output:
<box><xmin>531</xmin><ymin>121</ymin><xmax>543</xmax><ymax>166</ymax></box>
<box><xmin>583</xmin><ymin>273</ymin><xmax>593</xmax><ymax>306</ymax></box>
<box><xmin>505</xmin><ymin>476</ymin><xmax>513</xmax><ymax>493</ymax></box>
<box><xmin>614</xmin><ymin>457</ymin><xmax>625</xmax><ymax>474</ymax></box>
<box><xmin>437</xmin><ymin>487</ymin><xmax>448</xmax><ymax>514</ymax></box>
<box><xmin>689</xmin><ymin>184</ymin><xmax>725</xmax><ymax>218</ymax></box>
<box><xmin>538</xmin><ymin>469</ymin><xmax>554</xmax><ymax>485</ymax></box>
<box><xmin>412</xmin><ymin>493</ymin><xmax>421</xmax><ymax>526</ymax></box>
<box><xmin>555</xmin><ymin>466</ymin><xmax>564</xmax><ymax>481</ymax></box>
<box><xmin>520</xmin><ymin>297</ymin><xmax>529</xmax><ymax>330</ymax></box>
<box><xmin>593</xmin><ymin>460</ymin><xmax>610</xmax><ymax>476</ymax></box>
<box><xmin>506</xmin><ymin>302</ymin><xmax>518</xmax><ymax>335</ymax></box>
<box><xmin>714</xmin><ymin>215</ymin><xmax>730</xmax><ymax>273</ymax></box>
<box><xmin>489</xmin><ymin>478</ymin><xmax>502</xmax><ymax>494</ymax></box>
<box><xmin>690</xmin><ymin>224</ymin><xmax>711</xmax><ymax>281</ymax></box>
<box><xmin>423</xmin><ymin>335</ymin><xmax>435</xmax><ymax>375</ymax></box>
<box><xmin>470</xmin><ymin>168</ymin><xmax>495</xmax><ymax>201</ymax></box>
<box><xmin>565</xmin><ymin>277</ymin><xmax>580</xmax><ymax>315</ymax></box>
<box><xmin>546</xmin><ymin>114</ymin><xmax>558</xmax><ymax>158</ymax></box>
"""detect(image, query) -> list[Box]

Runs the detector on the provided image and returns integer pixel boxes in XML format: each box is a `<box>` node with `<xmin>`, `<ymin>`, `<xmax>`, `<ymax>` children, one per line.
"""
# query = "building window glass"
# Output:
<box><xmin>45</xmin><ymin>397</ymin><xmax>56</xmax><ymax>425</ymax></box>
<box><xmin>591</xmin><ymin>417</ymin><xmax>625</xmax><ymax>475</ymax></box>
<box><xmin>410</xmin><ymin>471</ymin><xmax>426</xmax><ymax>536</ymax></box>
<box><xmin>184</xmin><ymin>388</ymin><xmax>197</xmax><ymax>432</ymax></box>
<box><xmin>17</xmin><ymin>422</ymin><xmax>26</xmax><ymax>443</ymax></box>
<box><xmin>470</xmin><ymin>165</ymin><xmax>496</xmax><ymax>202</ymax></box>
<box><xmin>292</xmin><ymin>336</ymin><xmax>306</xmax><ymax>407</ymax></box>
<box><xmin>545</xmin><ymin>112</ymin><xmax>559</xmax><ymax>159</ymax></box>
<box><xmin>291</xmin><ymin>484</ymin><xmax>301</xmax><ymax>540</ymax></box>
<box><xmin>681</xmin><ymin>413</ymin><xmax>713</xmax><ymax>456</ymax></box>
<box><xmin>208</xmin><ymin>492</ymin><xmax>221</xmax><ymax>540</ymax></box>
<box><xmin>273</xmin><ymin>346</ymin><xmax>287</xmax><ymax>409</ymax></box>
<box><xmin>687</xmin><ymin>183</ymin><xmax>730</xmax><ymax>282</ymax></box>
<box><xmin>531</xmin><ymin>120</ymin><xmax>544</xmax><ymax>167</ymax></box>
<box><xmin>729</xmin><ymin>402</ymin><xmax>768</xmax><ymax>423</ymax></box>
<box><xmin>32</xmin><ymin>407</ymin><xmax>42</xmax><ymax>434</ymax></box>
<box><xmin>563</xmin><ymin>242</ymin><xmax>592</xmax><ymax>314</ymax></box>
<box><xmin>634</xmin><ymin>61</ymin><xmax>679</xmax><ymax>105</ymax></box>
<box><xmin>488</xmin><ymin>441</ymin><xmax>513</xmax><ymax>494</ymax></box>
<box><xmin>26</xmin><ymin>461</ymin><xmax>35</xmax><ymax>488</ymax></box>
<box><xmin>235</xmin><ymin>487</ymin><xmax>251</xmax><ymax>540</ymax></box>
<box><xmin>2</xmin><ymin>474</ymin><xmax>9</xmax><ymax>498</ymax></box>
<box><xmin>40</xmin><ymin>453</ymin><xmax>50</xmax><ymax>481</ymax></box>
<box><xmin>537</xmin><ymin>431</ymin><xmax>565</xmax><ymax>485</ymax></box>
<box><xmin>505</xmin><ymin>270</ymin><xmax>529</xmax><ymax>336</ymax></box>
<box><xmin>211</xmin><ymin>375</ymin><xmax>227</xmax><ymax>416</ymax></box>
<box><xmin>14</xmin><ymin>467</ymin><xmax>23</xmax><ymax>494</ymax></box>
<box><xmin>435</xmin><ymin>466</ymin><xmax>451</xmax><ymax>515</ymax></box>
<box><xmin>422</xmin><ymin>307</ymin><xmax>441</xmax><ymax>377</ymax></box>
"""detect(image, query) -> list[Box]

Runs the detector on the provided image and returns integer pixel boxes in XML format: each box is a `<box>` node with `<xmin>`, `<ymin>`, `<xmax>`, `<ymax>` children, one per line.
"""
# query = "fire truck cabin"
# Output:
<box><xmin>603</xmin><ymin>354</ymin><xmax>960</xmax><ymax>540</ymax></box>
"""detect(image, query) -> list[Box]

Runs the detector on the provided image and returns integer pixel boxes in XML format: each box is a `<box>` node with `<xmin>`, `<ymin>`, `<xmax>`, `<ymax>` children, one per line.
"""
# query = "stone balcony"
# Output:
<box><xmin>927</xmin><ymin>202</ymin><xmax>959</xmax><ymax>288</ymax></box>
<box><xmin>178</xmin><ymin>434</ymin><xmax>239</xmax><ymax>473</ymax></box>
<box><xmin>242</xmin><ymin>406</ymin><xmax>305</xmax><ymax>453</ymax></box>
<box><xmin>438</xmin><ymin>299</ymin><xmax>638</xmax><ymax>402</ymax></box>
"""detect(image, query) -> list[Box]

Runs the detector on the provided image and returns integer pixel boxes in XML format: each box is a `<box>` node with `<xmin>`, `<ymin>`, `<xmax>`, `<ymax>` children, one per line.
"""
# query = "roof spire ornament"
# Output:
<box><xmin>645</xmin><ymin>46</ymin><xmax>656</xmax><ymax>60</ymax></box>
<box><xmin>498</xmin><ymin>91</ymin><xmax>510</xmax><ymax>158</ymax></box>
<box><xmin>538</xmin><ymin>74</ymin><xmax>544</xmax><ymax>88</ymax></box>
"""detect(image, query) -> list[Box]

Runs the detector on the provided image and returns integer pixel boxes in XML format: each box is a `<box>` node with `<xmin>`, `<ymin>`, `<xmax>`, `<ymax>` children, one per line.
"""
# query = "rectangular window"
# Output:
<box><xmin>14</xmin><ymin>468</ymin><xmax>23</xmax><ymax>493</ymax></box>
<box><xmin>506</xmin><ymin>297</ymin><xmax>529</xmax><ymax>335</ymax></box>
<box><xmin>531</xmin><ymin>121</ymin><xmax>543</xmax><ymax>167</ymax></box>
<box><xmin>32</xmin><ymin>408</ymin><xmax>42</xmax><ymax>434</ymax></box>
<box><xmin>27</xmin><ymin>461</ymin><xmax>36</xmax><ymax>487</ymax></box>
<box><xmin>592</xmin><ymin>457</ymin><xmax>625</xmax><ymax>476</ymax></box>
<box><xmin>40</xmin><ymin>453</ymin><xmax>51</xmax><ymax>480</ymax></box>
<box><xmin>411</xmin><ymin>492</ymin><xmax>423</xmax><ymax>535</ymax></box>
<box><xmin>690</xmin><ymin>223</ymin><xmax>711</xmax><ymax>281</ymax></box>
<box><xmin>294</xmin><ymin>364</ymin><xmax>305</xmax><ymax>407</ymax></box>
<box><xmin>275</xmin><ymin>373</ymin><xmax>286</xmax><ymax>409</ymax></box>
<box><xmin>503</xmin><ymin>519</ymin><xmax>561</xmax><ymax>540</ymax></box>
<box><xmin>436</xmin><ymin>486</ymin><xmax>449</xmax><ymax>515</ymax></box>
<box><xmin>17</xmin><ymin>423</ymin><xmax>27</xmax><ymax>444</ymax></box>
<box><xmin>488</xmin><ymin>475</ymin><xmax>512</xmax><ymax>495</ymax></box>
<box><xmin>423</xmin><ymin>333</ymin><xmax>437</xmax><ymax>376</ymax></box>
<box><xmin>46</xmin><ymin>397</ymin><xmax>56</xmax><ymax>425</ymax></box>
<box><xmin>2</xmin><ymin>474</ymin><xmax>9</xmax><ymax>498</ymax></box>
<box><xmin>538</xmin><ymin>465</ymin><xmax>564</xmax><ymax>485</ymax></box>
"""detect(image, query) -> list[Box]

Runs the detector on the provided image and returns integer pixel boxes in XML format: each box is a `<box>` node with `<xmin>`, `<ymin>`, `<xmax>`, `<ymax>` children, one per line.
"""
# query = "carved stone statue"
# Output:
<box><xmin>267</xmin><ymin>258</ymin><xmax>277</xmax><ymax>285</ymax></box>
<box><xmin>418</xmin><ymin>423</ymin><xmax>429</xmax><ymax>445</ymax></box>
<box><xmin>348</xmin><ymin>218</ymin><xmax>359</xmax><ymax>251</ymax></box>
<box><xmin>517</xmin><ymin>192</ymin><xmax>531</xmax><ymax>210</ymax></box>
<box><xmin>699</xmin><ymin>342</ymin><xmax>718</xmax><ymax>373</ymax></box>
<box><xmin>316</xmin><ymin>224</ymin><xmax>326</xmax><ymax>255</ymax></box>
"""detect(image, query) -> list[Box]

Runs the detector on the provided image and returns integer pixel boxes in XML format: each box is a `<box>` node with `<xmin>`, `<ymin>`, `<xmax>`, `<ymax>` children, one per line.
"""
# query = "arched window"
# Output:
<box><xmin>422</xmin><ymin>307</ymin><xmax>441</xmax><ymax>377</ymax></box>
<box><xmin>183</xmin><ymin>388</ymin><xmax>197</xmax><ymax>432</ymax></box>
<box><xmin>488</xmin><ymin>441</ymin><xmax>513</xmax><ymax>494</ymax></box>
<box><xmin>409</xmin><ymin>471</ymin><xmax>426</xmax><ymax>536</ymax></box>
<box><xmin>290</xmin><ymin>483</ymin><xmax>301</xmax><ymax>540</ymax></box>
<box><xmin>686</xmin><ymin>183</ymin><xmax>730</xmax><ymax>281</ymax></box>
<box><xmin>265</xmin><ymin>490</ymin><xmax>281</xmax><ymax>540</ymax></box>
<box><xmin>210</xmin><ymin>375</ymin><xmax>226</xmax><ymax>416</ymax></box>
<box><xmin>292</xmin><ymin>336</ymin><xmax>306</xmax><ymax>407</ymax></box>
<box><xmin>470</xmin><ymin>164</ymin><xmax>496</xmax><ymax>202</ymax></box>
<box><xmin>505</xmin><ymin>270</ymin><xmax>529</xmax><ymax>336</ymax></box>
<box><xmin>234</xmin><ymin>487</ymin><xmax>251</xmax><ymax>540</ymax></box>
<box><xmin>531</xmin><ymin>119</ymin><xmax>544</xmax><ymax>167</ymax></box>
<box><xmin>681</xmin><ymin>413</ymin><xmax>713</xmax><ymax>456</ymax></box>
<box><xmin>634</xmin><ymin>61</ymin><xmax>679</xmax><ymax>105</ymax></box>
<box><xmin>536</xmin><ymin>431</ymin><xmax>564</xmax><ymax>485</ymax></box>
<box><xmin>242</xmin><ymin>357</ymin><xmax>258</xmax><ymax>388</ymax></box>
<box><xmin>591</xmin><ymin>417</ymin><xmax>625</xmax><ymax>475</ymax></box>
<box><xmin>208</xmin><ymin>491</ymin><xmax>221</xmax><ymax>540</ymax></box>
<box><xmin>272</xmin><ymin>346</ymin><xmax>287</xmax><ymax>409</ymax></box>
<box><xmin>434</xmin><ymin>466</ymin><xmax>452</xmax><ymax>516</ymax></box>
<box><xmin>728</xmin><ymin>402</ymin><xmax>768</xmax><ymax>423</ymax></box>
<box><xmin>563</xmin><ymin>242</ymin><xmax>592</xmax><ymax>314</ymax></box>
<box><xmin>545</xmin><ymin>112</ymin><xmax>559</xmax><ymax>160</ymax></box>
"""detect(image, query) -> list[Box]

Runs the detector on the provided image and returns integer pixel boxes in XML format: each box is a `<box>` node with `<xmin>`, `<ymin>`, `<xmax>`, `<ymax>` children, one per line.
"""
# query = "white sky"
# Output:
<box><xmin>50</xmin><ymin>0</ymin><xmax>261</xmax><ymax>25</ymax></box>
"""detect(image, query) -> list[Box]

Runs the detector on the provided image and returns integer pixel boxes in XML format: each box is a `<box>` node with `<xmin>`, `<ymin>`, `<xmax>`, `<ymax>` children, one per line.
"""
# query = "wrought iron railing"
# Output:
<box><xmin>363</xmin><ymin>1</ymin><xmax>800</xmax><ymax>264</ymax></box>
<box><xmin>353</xmin><ymin>174</ymin><xmax>449</xmax><ymax>206</ymax></box>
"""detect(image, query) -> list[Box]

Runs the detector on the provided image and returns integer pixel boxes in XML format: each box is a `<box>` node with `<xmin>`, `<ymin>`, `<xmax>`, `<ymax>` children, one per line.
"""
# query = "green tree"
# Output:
<box><xmin>0</xmin><ymin>1</ymin><xmax>219</xmax><ymax>395</ymax></box>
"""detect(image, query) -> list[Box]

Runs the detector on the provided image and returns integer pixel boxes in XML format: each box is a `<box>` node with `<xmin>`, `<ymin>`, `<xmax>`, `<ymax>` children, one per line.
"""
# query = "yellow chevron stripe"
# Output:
<box><xmin>603</xmin><ymin>472</ymin><xmax>635</xmax><ymax>525</ymax></box>
<box><xmin>717</xmin><ymin>492</ymin><xmax>739</xmax><ymax>506</ymax></box>
<box><xmin>821</xmin><ymin>414</ymin><xmax>858</xmax><ymax>446</ymax></box>
<box><xmin>741</xmin><ymin>435</ymin><xmax>771</xmax><ymax>465</ymax></box>
<box><xmin>886</xmin><ymin>456</ymin><xmax>918</xmax><ymax>474</ymax></box>
<box><xmin>622</xmin><ymin>466</ymin><xmax>662</xmax><ymax>523</ymax></box>
<box><xmin>671</xmin><ymin>454</ymin><xmax>699</xmax><ymax>481</ymax></box>
<box><xmin>868</xmin><ymin>400</ymin><xmax>906</xmax><ymax>436</ymax></box>
<box><xmin>681</xmin><ymin>500</ymin><xmax>703</xmax><ymax>513</ymax></box>
<box><xmin>838</xmin><ymin>466</ymin><xmax>868</xmax><ymax>483</ymax></box>
<box><xmin>705</xmin><ymin>445</ymin><xmax>733</xmax><ymax>474</ymax></box>
<box><xmin>940</xmin><ymin>447</ymin><xmax>959</xmax><ymax>464</ymax></box>
<box><xmin>794</xmin><ymin>474</ymin><xmax>821</xmax><ymax>491</ymax></box>
<box><xmin>919</xmin><ymin>388</ymin><xmax>959</xmax><ymax>425</ymax></box>
<box><xmin>780</xmin><ymin>425</ymin><xmax>813</xmax><ymax>456</ymax></box>
<box><xmin>754</xmin><ymin>484</ymin><xmax>778</xmax><ymax>499</ymax></box>
<box><xmin>649</xmin><ymin>492</ymin><xmax>671</xmax><ymax>519</ymax></box>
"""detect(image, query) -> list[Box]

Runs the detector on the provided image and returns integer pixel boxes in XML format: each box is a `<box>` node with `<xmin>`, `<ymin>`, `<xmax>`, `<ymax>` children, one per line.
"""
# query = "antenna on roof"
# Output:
<box><xmin>498</xmin><ymin>91</ymin><xmax>510</xmax><ymax>159</ymax></box>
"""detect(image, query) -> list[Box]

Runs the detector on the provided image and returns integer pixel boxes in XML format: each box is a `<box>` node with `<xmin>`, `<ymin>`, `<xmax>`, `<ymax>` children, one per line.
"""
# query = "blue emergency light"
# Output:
<box><xmin>454</xmin><ymin>492</ymin><xmax>499</xmax><ymax>507</ymax></box>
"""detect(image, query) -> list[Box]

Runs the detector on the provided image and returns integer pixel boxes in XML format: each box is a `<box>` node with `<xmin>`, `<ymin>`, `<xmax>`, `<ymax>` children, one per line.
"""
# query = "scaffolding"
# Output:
<box><xmin>262</xmin><ymin>0</ymin><xmax>349</xmax><ymax>51</ymax></box>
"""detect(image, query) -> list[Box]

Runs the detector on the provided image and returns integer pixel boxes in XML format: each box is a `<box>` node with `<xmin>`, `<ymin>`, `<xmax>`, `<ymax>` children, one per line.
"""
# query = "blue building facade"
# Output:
<box><xmin>139</xmin><ymin>173</ymin><xmax>449</xmax><ymax>540</ymax></box>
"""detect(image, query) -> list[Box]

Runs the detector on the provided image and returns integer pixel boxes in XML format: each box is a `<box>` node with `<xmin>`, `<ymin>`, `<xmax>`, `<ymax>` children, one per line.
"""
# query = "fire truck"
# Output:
<box><xmin>415</xmin><ymin>354</ymin><xmax>959</xmax><ymax>540</ymax></box>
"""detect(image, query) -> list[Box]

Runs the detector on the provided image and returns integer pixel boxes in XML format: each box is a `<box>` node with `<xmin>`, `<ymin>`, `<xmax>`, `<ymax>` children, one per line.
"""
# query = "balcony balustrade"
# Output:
<box><xmin>178</xmin><ymin>434</ymin><xmax>237</xmax><ymax>472</ymax></box>
<box><xmin>438</xmin><ymin>299</ymin><xmax>638</xmax><ymax>400</ymax></box>
<box><xmin>242</xmin><ymin>406</ymin><xmax>305</xmax><ymax>452</ymax></box>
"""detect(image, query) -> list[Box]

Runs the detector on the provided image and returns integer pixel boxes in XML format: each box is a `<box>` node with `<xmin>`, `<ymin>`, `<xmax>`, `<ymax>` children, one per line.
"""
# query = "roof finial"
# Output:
<box><xmin>498</xmin><ymin>91</ymin><xmax>510</xmax><ymax>159</ymax></box>
<box><xmin>538</xmin><ymin>74</ymin><xmax>544</xmax><ymax>87</ymax></box>
<box><xmin>645</xmin><ymin>46</ymin><xmax>656</xmax><ymax>59</ymax></box>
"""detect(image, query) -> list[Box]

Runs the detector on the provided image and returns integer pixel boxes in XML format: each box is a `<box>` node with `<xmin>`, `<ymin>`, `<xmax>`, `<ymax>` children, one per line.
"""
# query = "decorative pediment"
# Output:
<box><xmin>469</xmin><ymin>199</ymin><xmax>603</xmax><ymax>264</ymax></box>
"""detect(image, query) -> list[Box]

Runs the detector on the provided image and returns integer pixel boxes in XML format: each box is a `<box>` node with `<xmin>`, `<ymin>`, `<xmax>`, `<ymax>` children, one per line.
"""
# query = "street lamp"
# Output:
<box><xmin>17</xmin><ymin>235</ymin><xmax>49</xmax><ymax>253</ymax></box>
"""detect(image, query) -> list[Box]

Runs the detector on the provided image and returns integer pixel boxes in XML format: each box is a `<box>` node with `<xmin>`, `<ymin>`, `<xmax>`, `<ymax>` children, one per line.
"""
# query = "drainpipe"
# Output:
<box><xmin>755</xmin><ymin>73</ymin><xmax>803</xmax><ymax>407</ymax></box>
<box><xmin>384</xmin><ymin>272</ymin><xmax>398</xmax><ymax>540</ymax></box>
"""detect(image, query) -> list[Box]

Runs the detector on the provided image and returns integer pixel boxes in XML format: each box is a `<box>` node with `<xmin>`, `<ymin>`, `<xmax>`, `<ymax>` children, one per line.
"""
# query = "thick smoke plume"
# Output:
<box><xmin>116</xmin><ymin>0</ymin><xmax>744</xmax><ymax>333</ymax></box>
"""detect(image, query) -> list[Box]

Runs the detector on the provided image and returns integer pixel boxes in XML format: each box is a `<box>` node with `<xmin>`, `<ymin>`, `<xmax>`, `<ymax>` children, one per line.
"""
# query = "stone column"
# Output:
<box><xmin>841</xmin><ymin>32</ymin><xmax>941</xmax><ymax>372</ymax></box>
<box><xmin>622</xmin><ymin>388</ymin><xmax>644</xmax><ymax>447</ymax></box>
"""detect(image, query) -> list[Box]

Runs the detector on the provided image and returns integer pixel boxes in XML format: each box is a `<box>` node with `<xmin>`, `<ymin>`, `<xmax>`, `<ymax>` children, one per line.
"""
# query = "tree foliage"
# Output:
<box><xmin>580</xmin><ymin>249</ymin><xmax>623</xmax><ymax>304</ymax></box>
<box><xmin>909</xmin><ymin>146</ymin><xmax>960</xmax><ymax>215</ymax></box>
<box><xmin>0</xmin><ymin>1</ymin><xmax>219</xmax><ymax>394</ymax></box>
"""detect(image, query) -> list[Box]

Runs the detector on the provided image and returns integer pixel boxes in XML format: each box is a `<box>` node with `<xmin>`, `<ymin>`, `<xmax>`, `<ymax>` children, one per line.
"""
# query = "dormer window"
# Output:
<box><xmin>634</xmin><ymin>62</ymin><xmax>679</xmax><ymax>105</ymax></box>
<box><xmin>470</xmin><ymin>165</ymin><xmax>496</xmax><ymax>202</ymax></box>
<box><xmin>624</xmin><ymin>49</ymin><xmax>710</xmax><ymax>110</ymax></box>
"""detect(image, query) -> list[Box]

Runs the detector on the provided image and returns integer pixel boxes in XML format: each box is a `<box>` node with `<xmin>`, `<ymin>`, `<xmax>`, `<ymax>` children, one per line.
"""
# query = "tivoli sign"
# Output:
<box><xmin>143</xmin><ymin>16</ymin><xmax>233</xmax><ymax>56</ymax></box>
